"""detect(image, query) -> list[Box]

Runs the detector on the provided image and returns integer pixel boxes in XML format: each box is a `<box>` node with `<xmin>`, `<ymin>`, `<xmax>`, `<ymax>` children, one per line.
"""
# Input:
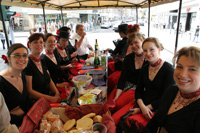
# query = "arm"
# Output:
<box><xmin>76</xmin><ymin>32</ymin><xmax>86</xmax><ymax>48</ymax></box>
<box><xmin>114</xmin><ymin>89</ymin><xmax>122</xmax><ymax>100</ymax></box>
<box><xmin>25</xmin><ymin>76</ymin><xmax>60</xmax><ymax>103</ymax></box>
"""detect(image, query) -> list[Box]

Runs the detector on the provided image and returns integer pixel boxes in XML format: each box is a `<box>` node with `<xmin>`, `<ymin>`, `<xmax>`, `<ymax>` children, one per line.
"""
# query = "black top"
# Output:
<box><xmin>66</xmin><ymin>40</ymin><xmax>76</xmax><ymax>55</ymax></box>
<box><xmin>41</xmin><ymin>54</ymin><xmax>70</xmax><ymax>85</ymax></box>
<box><xmin>23</xmin><ymin>57</ymin><xmax>51</xmax><ymax>95</ymax></box>
<box><xmin>0</xmin><ymin>74</ymin><xmax>33</xmax><ymax>126</ymax></box>
<box><xmin>110</xmin><ymin>37</ymin><xmax>128</xmax><ymax>58</ymax></box>
<box><xmin>54</xmin><ymin>47</ymin><xmax>71</xmax><ymax>66</ymax></box>
<box><xmin>117</xmin><ymin>52</ymin><xmax>148</xmax><ymax>90</ymax></box>
<box><xmin>135</xmin><ymin>62</ymin><xmax>175</xmax><ymax>110</ymax></box>
<box><xmin>144</xmin><ymin>86</ymin><xmax>200</xmax><ymax>133</ymax></box>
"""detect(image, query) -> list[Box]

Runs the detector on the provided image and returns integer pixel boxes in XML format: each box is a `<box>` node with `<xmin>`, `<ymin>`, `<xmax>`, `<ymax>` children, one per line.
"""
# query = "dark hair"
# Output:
<box><xmin>76</xmin><ymin>24</ymin><xmax>83</xmax><ymax>32</ymax></box>
<box><xmin>59</xmin><ymin>26</ymin><xmax>71</xmax><ymax>32</ymax></box>
<box><xmin>7</xmin><ymin>43</ymin><xmax>28</xmax><ymax>57</ymax></box>
<box><xmin>45</xmin><ymin>33</ymin><xmax>54</xmax><ymax>42</ymax></box>
<box><xmin>28</xmin><ymin>33</ymin><xmax>45</xmax><ymax>44</ymax></box>
<box><xmin>128</xmin><ymin>32</ymin><xmax>145</xmax><ymax>45</ymax></box>
<box><xmin>142</xmin><ymin>37</ymin><xmax>164</xmax><ymax>50</ymax></box>
<box><xmin>173</xmin><ymin>46</ymin><xmax>200</xmax><ymax>66</ymax></box>
<box><xmin>127</xmin><ymin>24</ymin><xmax>140</xmax><ymax>34</ymax></box>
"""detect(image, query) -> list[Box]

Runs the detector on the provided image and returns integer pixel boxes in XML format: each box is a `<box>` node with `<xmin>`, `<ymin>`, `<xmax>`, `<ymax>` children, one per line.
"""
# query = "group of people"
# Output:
<box><xmin>0</xmin><ymin>24</ymin><xmax>94</xmax><ymax>131</ymax></box>
<box><xmin>105</xmin><ymin>23</ymin><xmax>200</xmax><ymax>132</ymax></box>
<box><xmin>0</xmin><ymin>21</ymin><xmax>200</xmax><ymax>133</ymax></box>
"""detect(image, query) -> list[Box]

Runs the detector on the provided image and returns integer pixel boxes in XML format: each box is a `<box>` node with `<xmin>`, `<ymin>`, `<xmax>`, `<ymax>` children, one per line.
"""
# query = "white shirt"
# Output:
<box><xmin>72</xmin><ymin>33</ymin><xmax>90</xmax><ymax>56</ymax></box>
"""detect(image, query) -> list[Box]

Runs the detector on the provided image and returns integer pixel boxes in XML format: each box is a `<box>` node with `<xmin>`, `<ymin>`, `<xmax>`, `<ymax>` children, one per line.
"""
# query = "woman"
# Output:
<box><xmin>107</xmin><ymin>33</ymin><xmax>146</xmax><ymax>114</ymax></box>
<box><xmin>24</xmin><ymin>33</ymin><xmax>61</xmax><ymax>103</ymax></box>
<box><xmin>42</xmin><ymin>33</ymin><xmax>71</xmax><ymax>88</ymax></box>
<box><xmin>113</xmin><ymin>37</ymin><xmax>175</xmax><ymax>132</ymax></box>
<box><xmin>144</xmin><ymin>46</ymin><xmax>200</xmax><ymax>132</ymax></box>
<box><xmin>54</xmin><ymin>30</ymin><xmax>82</xmax><ymax>77</ymax></box>
<box><xmin>0</xmin><ymin>44</ymin><xmax>33</xmax><ymax>126</ymax></box>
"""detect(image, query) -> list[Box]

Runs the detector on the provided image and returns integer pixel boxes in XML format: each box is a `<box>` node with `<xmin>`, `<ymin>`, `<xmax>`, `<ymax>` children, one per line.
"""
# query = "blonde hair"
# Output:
<box><xmin>128</xmin><ymin>32</ymin><xmax>145</xmax><ymax>45</ymax></box>
<box><xmin>142</xmin><ymin>37</ymin><xmax>164</xmax><ymax>50</ymax></box>
<box><xmin>173</xmin><ymin>46</ymin><xmax>200</xmax><ymax>66</ymax></box>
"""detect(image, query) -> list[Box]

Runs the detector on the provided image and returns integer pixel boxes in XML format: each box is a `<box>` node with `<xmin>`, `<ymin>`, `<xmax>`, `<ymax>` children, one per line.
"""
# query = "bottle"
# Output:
<box><xmin>94</xmin><ymin>39</ymin><xmax>100</xmax><ymax>68</ymax></box>
<box><xmin>75</xmin><ymin>39</ymin><xmax>78</xmax><ymax>49</ymax></box>
<box><xmin>101</xmin><ymin>50</ymin><xmax>106</xmax><ymax>69</ymax></box>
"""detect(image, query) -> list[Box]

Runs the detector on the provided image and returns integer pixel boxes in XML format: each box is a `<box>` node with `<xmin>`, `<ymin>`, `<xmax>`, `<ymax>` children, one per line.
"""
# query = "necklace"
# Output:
<box><xmin>45</xmin><ymin>49</ymin><xmax>54</xmax><ymax>55</ymax></box>
<box><xmin>180</xmin><ymin>88</ymin><xmax>200</xmax><ymax>99</ymax></box>
<box><xmin>30</xmin><ymin>54</ymin><xmax>41</xmax><ymax>62</ymax></box>
<box><xmin>174</xmin><ymin>91</ymin><xmax>200</xmax><ymax>110</ymax></box>
<box><xmin>150</xmin><ymin>58</ymin><xmax>162</xmax><ymax>67</ymax></box>
<box><xmin>57</xmin><ymin>44</ymin><xmax>64</xmax><ymax>50</ymax></box>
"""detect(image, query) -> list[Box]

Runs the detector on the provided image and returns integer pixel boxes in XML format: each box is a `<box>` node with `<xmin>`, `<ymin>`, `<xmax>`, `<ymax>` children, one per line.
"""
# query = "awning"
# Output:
<box><xmin>13</xmin><ymin>13</ymin><xmax>21</xmax><ymax>17</ymax></box>
<box><xmin>1</xmin><ymin>0</ymin><xmax>179</xmax><ymax>10</ymax></box>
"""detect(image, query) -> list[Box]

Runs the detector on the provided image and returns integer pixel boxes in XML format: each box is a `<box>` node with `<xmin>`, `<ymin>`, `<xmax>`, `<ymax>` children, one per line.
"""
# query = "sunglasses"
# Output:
<box><xmin>10</xmin><ymin>54</ymin><xmax>28</xmax><ymax>59</ymax></box>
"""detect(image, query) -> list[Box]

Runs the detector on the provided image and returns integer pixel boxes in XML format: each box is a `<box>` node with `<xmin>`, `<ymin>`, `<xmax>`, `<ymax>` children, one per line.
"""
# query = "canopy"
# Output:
<box><xmin>1</xmin><ymin>0</ymin><xmax>179</xmax><ymax>10</ymax></box>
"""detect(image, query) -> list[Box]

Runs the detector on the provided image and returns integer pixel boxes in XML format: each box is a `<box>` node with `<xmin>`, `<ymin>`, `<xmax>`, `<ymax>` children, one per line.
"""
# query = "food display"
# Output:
<box><xmin>72</xmin><ymin>75</ymin><xmax>92</xmax><ymax>88</ymax></box>
<box><xmin>37</xmin><ymin>111</ymin><xmax>104</xmax><ymax>133</ymax></box>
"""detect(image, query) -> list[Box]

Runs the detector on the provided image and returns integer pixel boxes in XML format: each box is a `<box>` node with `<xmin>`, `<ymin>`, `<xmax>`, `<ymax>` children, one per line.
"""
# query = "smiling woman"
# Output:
<box><xmin>0</xmin><ymin>43</ymin><xmax>33</xmax><ymax>127</ymax></box>
<box><xmin>144</xmin><ymin>46</ymin><xmax>200</xmax><ymax>132</ymax></box>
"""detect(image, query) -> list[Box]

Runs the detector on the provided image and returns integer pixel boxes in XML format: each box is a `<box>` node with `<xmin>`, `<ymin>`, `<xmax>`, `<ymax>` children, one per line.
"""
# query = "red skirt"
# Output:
<box><xmin>108</xmin><ymin>88</ymin><xmax>135</xmax><ymax>113</ymax></box>
<box><xmin>107</xmin><ymin>71</ymin><xmax>121</xmax><ymax>95</ymax></box>
<box><xmin>108</xmin><ymin>61</ymin><xmax>115</xmax><ymax>75</ymax></box>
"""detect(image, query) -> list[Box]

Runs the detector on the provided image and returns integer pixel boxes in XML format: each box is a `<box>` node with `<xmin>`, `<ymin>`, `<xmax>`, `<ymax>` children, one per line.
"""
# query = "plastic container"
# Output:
<box><xmin>72</xmin><ymin>75</ymin><xmax>92</xmax><ymax>88</ymax></box>
<box><xmin>85</xmin><ymin>70</ymin><xmax>105</xmax><ymax>80</ymax></box>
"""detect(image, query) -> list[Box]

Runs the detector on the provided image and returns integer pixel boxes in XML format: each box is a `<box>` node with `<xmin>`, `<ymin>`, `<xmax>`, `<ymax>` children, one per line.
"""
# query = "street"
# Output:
<box><xmin>0</xmin><ymin>24</ymin><xmax>199</xmax><ymax>72</ymax></box>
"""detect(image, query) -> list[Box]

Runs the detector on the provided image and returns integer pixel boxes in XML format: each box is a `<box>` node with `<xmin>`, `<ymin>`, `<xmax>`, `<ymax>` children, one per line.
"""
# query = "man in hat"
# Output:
<box><xmin>72</xmin><ymin>24</ymin><xmax>93</xmax><ymax>60</ymax></box>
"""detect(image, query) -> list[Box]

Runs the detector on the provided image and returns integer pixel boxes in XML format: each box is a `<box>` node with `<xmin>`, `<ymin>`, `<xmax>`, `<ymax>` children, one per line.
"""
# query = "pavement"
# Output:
<box><xmin>0</xmin><ymin>26</ymin><xmax>199</xmax><ymax>72</ymax></box>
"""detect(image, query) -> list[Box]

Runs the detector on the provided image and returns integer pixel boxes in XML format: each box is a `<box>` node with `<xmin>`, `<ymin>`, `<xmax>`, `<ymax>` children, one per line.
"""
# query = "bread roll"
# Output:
<box><xmin>81</xmin><ymin>113</ymin><xmax>96</xmax><ymax>119</ymax></box>
<box><xmin>50</xmin><ymin>119</ymin><xmax>63</xmax><ymax>133</ymax></box>
<box><xmin>76</xmin><ymin>118</ymin><xmax>93</xmax><ymax>130</ymax></box>
<box><xmin>63</xmin><ymin>119</ymin><xmax>76</xmax><ymax>131</ymax></box>
<box><xmin>43</xmin><ymin>111</ymin><xmax>53</xmax><ymax>119</ymax></box>
<box><xmin>47</xmin><ymin>114</ymin><xmax>59</xmax><ymax>123</ymax></box>
<box><xmin>39</xmin><ymin>119</ymin><xmax>51</xmax><ymax>133</ymax></box>
<box><xmin>93</xmin><ymin>115</ymin><xmax>102</xmax><ymax>123</ymax></box>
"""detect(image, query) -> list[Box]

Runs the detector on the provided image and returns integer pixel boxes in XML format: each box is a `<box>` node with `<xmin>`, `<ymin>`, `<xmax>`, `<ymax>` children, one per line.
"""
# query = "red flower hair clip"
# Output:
<box><xmin>1</xmin><ymin>55</ymin><xmax>8</xmax><ymax>64</ymax></box>
<box><xmin>56</xmin><ymin>29</ymin><xmax>60</xmax><ymax>35</ymax></box>
<box><xmin>128</xmin><ymin>24</ymin><xmax>133</xmax><ymax>29</ymax></box>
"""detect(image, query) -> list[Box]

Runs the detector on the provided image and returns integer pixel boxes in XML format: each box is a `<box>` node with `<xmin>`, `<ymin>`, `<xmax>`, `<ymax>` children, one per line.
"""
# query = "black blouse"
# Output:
<box><xmin>41</xmin><ymin>54</ymin><xmax>70</xmax><ymax>85</ymax></box>
<box><xmin>0</xmin><ymin>74</ymin><xmax>33</xmax><ymax>126</ymax></box>
<box><xmin>54</xmin><ymin>47</ymin><xmax>71</xmax><ymax>66</ymax></box>
<box><xmin>23</xmin><ymin>57</ymin><xmax>51</xmax><ymax>95</ymax></box>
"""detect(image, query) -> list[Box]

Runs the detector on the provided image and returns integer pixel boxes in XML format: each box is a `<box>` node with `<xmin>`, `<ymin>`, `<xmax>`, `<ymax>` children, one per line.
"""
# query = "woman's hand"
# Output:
<box><xmin>56</xmin><ymin>82</ymin><xmax>70</xmax><ymax>88</ymax></box>
<box><xmin>129</xmin><ymin>107</ymin><xmax>140</xmax><ymax>115</ymax></box>
<box><xmin>10</xmin><ymin>106</ymin><xmax>25</xmax><ymax>116</ymax></box>
<box><xmin>140</xmin><ymin>105</ymin><xmax>153</xmax><ymax>120</ymax></box>
<box><xmin>50</xmin><ymin>94</ymin><xmax>61</xmax><ymax>103</ymax></box>
<box><xmin>65</xmin><ymin>64</ymin><xmax>74</xmax><ymax>69</ymax></box>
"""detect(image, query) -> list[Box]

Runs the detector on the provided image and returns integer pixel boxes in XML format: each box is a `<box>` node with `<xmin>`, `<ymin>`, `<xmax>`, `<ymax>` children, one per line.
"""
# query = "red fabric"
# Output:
<box><xmin>107</xmin><ymin>71</ymin><xmax>121</xmax><ymax>95</ymax></box>
<box><xmin>102</xmin><ymin>114</ymin><xmax>116</xmax><ymax>133</ymax></box>
<box><xmin>112</xmin><ymin>101</ymin><xmax>136</xmax><ymax>125</ymax></box>
<box><xmin>79</xmin><ymin>59</ymin><xmax>86</xmax><ymax>64</ymax></box>
<box><xmin>65</xmin><ymin>104</ymin><xmax>105</xmax><ymax>120</ymax></box>
<box><xmin>126</xmin><ymin>112</ymin><xmax>155</xmax><ymax>131</ymax></box>
<box><xmin>108</xmin><ymin>88</ymin><xmax>135</xmax><ymax>113</ymax></box>
<box><xmin>19</xmin><ymin>97</ymin><xmax>51</xmax><ymax>133</ymax></box>
<box><xmin>108</xmin><ymin>61</ymin><xmax>115</xmax><ymax>75</ymax></box>
<box><xmin>78</xmin><ymin>67</ymin><xmax>103</xmax><ymax>75</ymax></box>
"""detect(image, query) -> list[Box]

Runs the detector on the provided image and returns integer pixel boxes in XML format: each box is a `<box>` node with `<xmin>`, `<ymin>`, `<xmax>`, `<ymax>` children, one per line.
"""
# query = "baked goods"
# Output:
<box><xmin>47</xmin><ymin>114</ymin><xmax>59</xmax><ymax>122</ymax></box>
<box><xmin>39</xmin><ymin>119</ymin><xmax>51</xmax><ymax>133</ymax></box>
<box><xmin>81</xmin><ymin>113</ymin><xmax>96</xmax><ymax>119</ymax></box>
<box><xmin>63</xmin><ymin>119</ymin><xmax>76</xmax><ymax>131</ymax></box>
<box><xmin>43</xmin><ymin>111</ymin><xmax>53</xmax><ymax>119</ymax></box>
<box><xmin>93</xmin><ymin>115</ymin><xmax>102</xmax><ymax>123</ymax></box>
<box><xmin>76</xmin><ymin>117</ymin><xmax>93</xmax><ymax>130</ymax></box>
<box><xmin>50</xmin><ymin>119</ymin><xmax>64</xmax><ymax>133</ymax></box>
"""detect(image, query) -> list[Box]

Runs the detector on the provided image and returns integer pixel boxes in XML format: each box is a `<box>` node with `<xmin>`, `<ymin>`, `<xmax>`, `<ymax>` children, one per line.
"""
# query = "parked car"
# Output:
<box><xmin>100</xmin><ymin>22</ymin><xmax>112</xmax><ymax>29</ymax></box>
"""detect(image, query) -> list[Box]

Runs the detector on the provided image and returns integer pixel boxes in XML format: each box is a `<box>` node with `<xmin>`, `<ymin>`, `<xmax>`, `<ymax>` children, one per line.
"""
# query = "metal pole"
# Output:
<box><xmin>148</xmin><ymin>0</ymin><xmax>151</xmax><ymax>37</ymax></box>
<box><xmin>41</xmin><ymin>2</ymin><xmax>47</xmax><ymax>34</ymax></box>
<box><xmin>173</xmin><ymin>0</ymin><xmax>182</xmax><ymax>67</ymax></box>
<box><xmin>60</xmin><ymin>7</ymin><xmax>64</xmax><ymax>26</ymax></box>
<box><xmin>136</xmin><ymin>5</ymin><xmax>138</xmax><ymax>24</ymax></box>
<box><xmin>0</xmin><ymin>2</ymin><xmax>10</xmax><ymax>48</ymax></box>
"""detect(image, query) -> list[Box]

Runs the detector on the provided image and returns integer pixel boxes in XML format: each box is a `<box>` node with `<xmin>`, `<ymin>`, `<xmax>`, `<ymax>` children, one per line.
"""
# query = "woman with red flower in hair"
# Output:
<box><xmin>0</xmin><ymin>44</ymin><xmax>33</xmax><ymax>126</ymax></box>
